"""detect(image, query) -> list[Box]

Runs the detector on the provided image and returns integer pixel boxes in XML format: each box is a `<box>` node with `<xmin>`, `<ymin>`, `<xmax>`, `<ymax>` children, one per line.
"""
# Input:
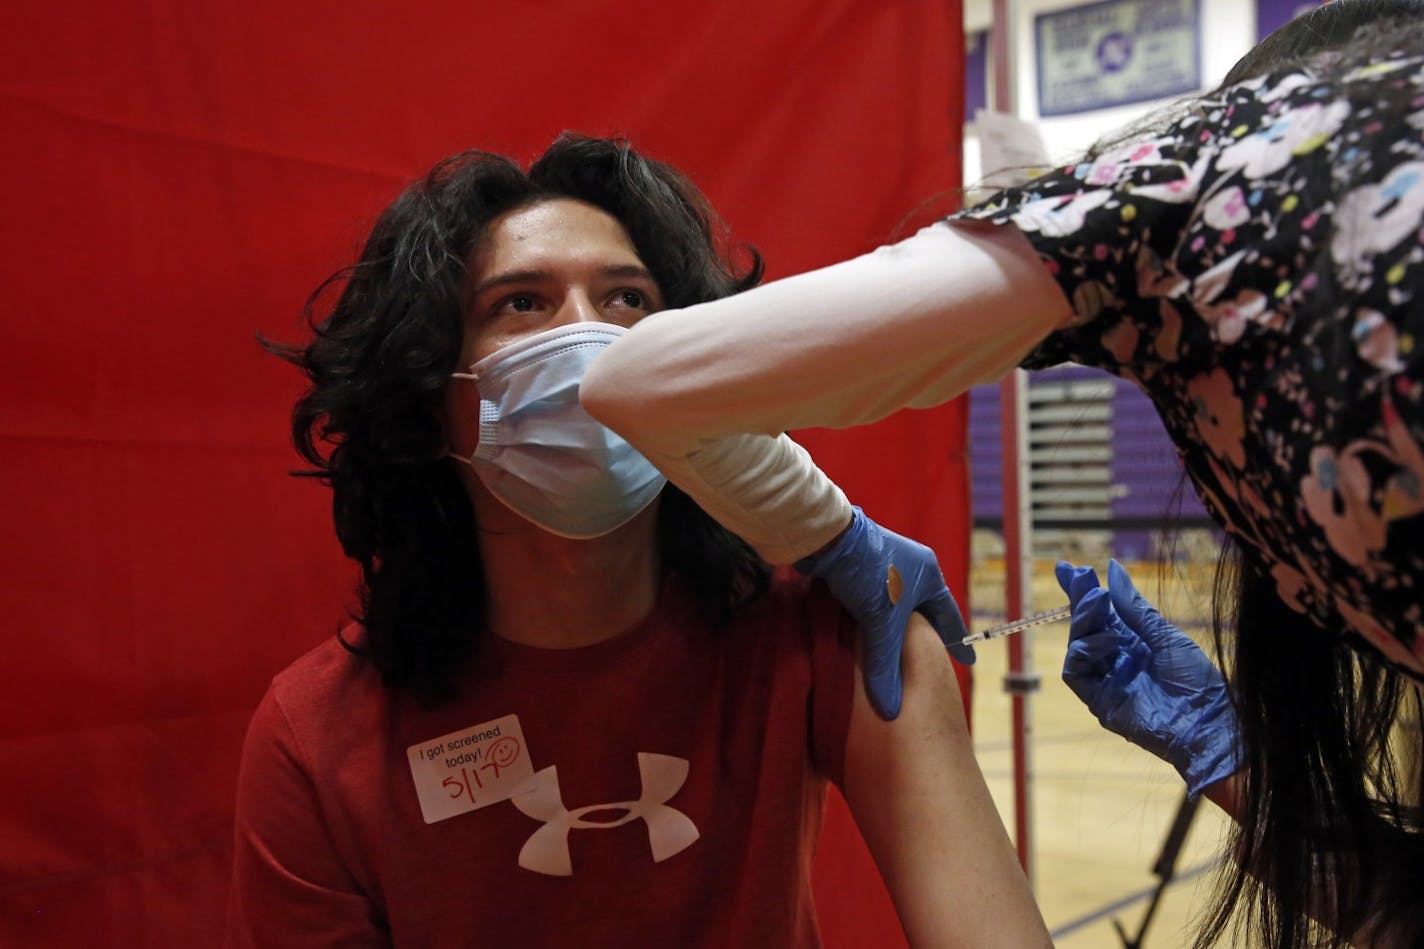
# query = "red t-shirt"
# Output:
<box><xmin>227</xmin><ymin>571</ymin><xmax>857</xmax><ymax>948</ymax></box>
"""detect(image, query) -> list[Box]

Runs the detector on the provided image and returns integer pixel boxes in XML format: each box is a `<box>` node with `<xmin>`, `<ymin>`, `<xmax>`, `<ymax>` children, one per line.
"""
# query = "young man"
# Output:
<box><xmin>228</xmin><ymin>135</ymin><xmax>1048</xmax><ymax>947</ymax></box>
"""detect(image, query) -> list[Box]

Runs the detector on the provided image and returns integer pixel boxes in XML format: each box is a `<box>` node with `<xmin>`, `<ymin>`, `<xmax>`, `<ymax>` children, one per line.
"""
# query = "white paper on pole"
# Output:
<box><xmin>973</xmin><ymin>108</ymin><xmax>1052</xmax><ymax>190</ymax></box>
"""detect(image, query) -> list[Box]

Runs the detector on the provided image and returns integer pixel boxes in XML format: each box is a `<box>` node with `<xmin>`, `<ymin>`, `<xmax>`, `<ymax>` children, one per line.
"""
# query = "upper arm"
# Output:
<box><xmin>227</xmin><ymin>692</ymin><xmax>389</xmax><ymax>948</ymax></box>
<box><xmin>841</xmin><ymin>616</ymin><xmax>1052</xmax><ymax>948</ymax></box>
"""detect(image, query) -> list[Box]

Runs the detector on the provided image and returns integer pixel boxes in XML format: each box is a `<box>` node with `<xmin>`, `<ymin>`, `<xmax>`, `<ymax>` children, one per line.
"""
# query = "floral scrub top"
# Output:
<box><xmin>958</xmin><ymin>50</ymin><xmax>1424</xmax><ymax>676</ymax></box>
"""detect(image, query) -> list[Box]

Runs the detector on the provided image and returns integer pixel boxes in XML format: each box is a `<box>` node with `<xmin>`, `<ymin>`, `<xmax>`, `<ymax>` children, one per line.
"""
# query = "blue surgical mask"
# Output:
<box><xmin>448</xmin><ymin>322</ymin><xmax>666</xmax><ymax>539</ymax></box>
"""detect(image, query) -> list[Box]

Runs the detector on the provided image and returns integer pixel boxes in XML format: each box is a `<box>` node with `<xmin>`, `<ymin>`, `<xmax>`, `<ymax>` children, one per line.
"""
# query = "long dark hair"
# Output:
<box><xmin>267</xmin><ymin>134</ymin><xmax>767</xmax><ymax>705</ymax></box>
<box><xmin>1198</xmin><ymin>546</ymin><xmax>1424</xmax><ymax>949</ymax></box>
<box><xmin>1183</xmin><ymin>7</ymin><xmax>1424</xmax><ymax>944</ymax></box>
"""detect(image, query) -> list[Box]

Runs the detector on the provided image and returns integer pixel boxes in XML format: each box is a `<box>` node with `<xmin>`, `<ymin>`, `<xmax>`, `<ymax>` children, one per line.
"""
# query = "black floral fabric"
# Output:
<box><xmin>957</xmin><ymin>52</ymin><xmax>1424</xmax><ymax>676</ymax></box>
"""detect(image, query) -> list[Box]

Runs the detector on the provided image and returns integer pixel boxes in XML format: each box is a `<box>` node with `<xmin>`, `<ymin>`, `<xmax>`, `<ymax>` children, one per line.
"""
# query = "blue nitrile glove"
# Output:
<box><xmin>1057</xmin><ymin>559</ymin><xmax>1241</xmax><ymax>796</ymax></box>
<box><xmin>796</xmin><ymin>507</ymin><xmax>973</xmax><ymax>720</ymax></box>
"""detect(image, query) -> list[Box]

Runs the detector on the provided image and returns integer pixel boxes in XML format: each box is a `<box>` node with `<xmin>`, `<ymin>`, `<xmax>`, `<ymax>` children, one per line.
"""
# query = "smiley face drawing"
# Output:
<box><xmin>483</xmin><ymin>737</ymin><xmax>522</xmax><ymax>775</ymax></box>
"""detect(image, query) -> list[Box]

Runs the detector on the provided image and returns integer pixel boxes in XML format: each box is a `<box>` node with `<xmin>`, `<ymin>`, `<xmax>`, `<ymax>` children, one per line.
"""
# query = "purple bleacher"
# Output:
<box><xmin>968</xmin><ymin>365</ymin><xmax>1216</xmax><ymax>559</ymax></box>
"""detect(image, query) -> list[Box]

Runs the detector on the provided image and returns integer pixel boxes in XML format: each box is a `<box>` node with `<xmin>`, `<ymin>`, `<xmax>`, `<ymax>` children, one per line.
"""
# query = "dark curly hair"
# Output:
<box><xmin>266</xmin><ymin>134</ymin><xmax>768</xmax><ymax>705</ymax></box>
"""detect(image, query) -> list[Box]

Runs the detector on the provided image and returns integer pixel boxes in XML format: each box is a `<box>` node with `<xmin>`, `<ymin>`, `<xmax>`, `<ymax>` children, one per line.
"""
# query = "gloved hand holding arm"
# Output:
<box><xmin>1057</xmin><ymin>559</ymin><xmax>1241</xmax><ymax>796</ymax></box>
<box><xmin>797</xmin><ymin>507</ymin><xmax>974</xmax><ymax>720</ymax></box>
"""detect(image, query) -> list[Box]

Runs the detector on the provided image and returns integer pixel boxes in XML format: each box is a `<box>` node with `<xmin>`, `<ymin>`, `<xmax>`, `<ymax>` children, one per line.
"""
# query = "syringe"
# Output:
<box><xmin>959</xmin><ymin>604</ymin><xmax>1073</xmax><ymax>645</ymax></box>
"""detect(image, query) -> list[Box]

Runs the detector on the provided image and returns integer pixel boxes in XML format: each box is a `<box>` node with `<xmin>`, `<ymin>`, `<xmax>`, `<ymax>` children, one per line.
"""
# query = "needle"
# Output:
<box><xmin>959</xmin><ymin>605</ymin><xmax>1072</xmax><ymax>645</ymax></box>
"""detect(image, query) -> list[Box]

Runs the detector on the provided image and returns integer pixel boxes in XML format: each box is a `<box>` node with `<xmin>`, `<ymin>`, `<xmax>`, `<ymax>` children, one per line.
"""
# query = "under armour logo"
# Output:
<box><xmin>510</xmin><ymin>752</ymin><xmax>700</xmax><ymax>876</ymax></box>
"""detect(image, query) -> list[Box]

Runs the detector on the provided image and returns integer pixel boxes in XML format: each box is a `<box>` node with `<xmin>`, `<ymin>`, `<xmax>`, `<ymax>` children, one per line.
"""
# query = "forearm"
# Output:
<box><xmin>842</xmin><ymin>616</ymin><xmax>1051</xmax><ymax>947</ymax></box>
<box><xmin>634</xmin><ymin>430</ymin><xmax>853</xmax><ymax>565</ymax></box>
<box><xmin>1201</xmin><ymin>772</ymin><xmax>1243</xmax><ymax>820</ymax></box>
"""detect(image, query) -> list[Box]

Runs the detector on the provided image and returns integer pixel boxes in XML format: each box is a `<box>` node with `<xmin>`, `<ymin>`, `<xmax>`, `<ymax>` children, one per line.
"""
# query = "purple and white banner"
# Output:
<box><xmin>1035</xmin><ymin>0</ymin><xmax>1200</xmax><ymax>117</ymax></box>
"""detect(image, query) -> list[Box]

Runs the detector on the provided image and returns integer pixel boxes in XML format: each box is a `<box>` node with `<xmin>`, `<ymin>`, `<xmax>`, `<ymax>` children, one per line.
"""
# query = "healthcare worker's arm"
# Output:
<box><xmin>843</xmin><ymin>614</ymin><xmax>1052</xmax><ymax>948</ymax></box>
<box><xmin>580</xmin><ymin>220</ymin><xmax>1070</xmax><ymax>564</ymax></box>
<box><xmin>1202</xmin><ymin>773</ymin><xmax>1244</xmax><ymax>819</ymax></box>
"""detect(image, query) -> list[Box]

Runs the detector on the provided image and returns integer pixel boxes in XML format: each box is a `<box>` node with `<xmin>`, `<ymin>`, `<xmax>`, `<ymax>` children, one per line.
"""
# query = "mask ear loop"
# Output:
<box><xmin>446</xmin><ymin>369</ymin><xmax>481</xmax><ymax>465</ymax></box>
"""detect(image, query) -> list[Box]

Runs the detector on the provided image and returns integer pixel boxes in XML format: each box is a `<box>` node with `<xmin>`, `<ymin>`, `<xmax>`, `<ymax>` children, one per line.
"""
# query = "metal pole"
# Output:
<box><xmin>989</xmin><ymin>0</ymin><xmax>1039</xmax><ymax>887</ymax></box>
<box><xmin>991</xmin><ymin>0</ymin><xmax>1013</xmax><ymax>113</ymax></box>
<box><xmin>998</xmin><ymin>369</ymin><xmax>1038</xmax><ymax>886</ymax></box>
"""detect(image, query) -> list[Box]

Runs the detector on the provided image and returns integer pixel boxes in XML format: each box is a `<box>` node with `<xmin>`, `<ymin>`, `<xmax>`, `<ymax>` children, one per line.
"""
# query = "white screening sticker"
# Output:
<box><xmin>407</xmin><ymin>714</ymin><xmax>536</xmax><ymax>824</ymax></box>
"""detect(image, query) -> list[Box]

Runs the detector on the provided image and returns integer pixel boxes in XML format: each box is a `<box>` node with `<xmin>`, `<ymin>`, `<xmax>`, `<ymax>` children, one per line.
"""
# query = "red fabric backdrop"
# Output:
<box><xmin>0</xmin><ymin>2</ymin><xmax>967</xmax><ymax>944</ymax></box>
